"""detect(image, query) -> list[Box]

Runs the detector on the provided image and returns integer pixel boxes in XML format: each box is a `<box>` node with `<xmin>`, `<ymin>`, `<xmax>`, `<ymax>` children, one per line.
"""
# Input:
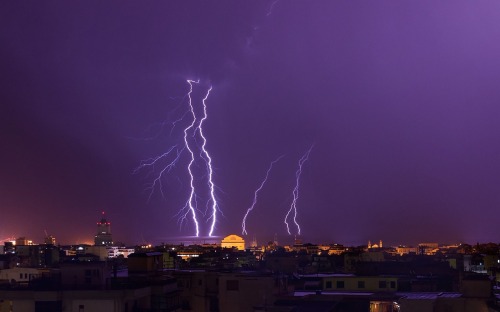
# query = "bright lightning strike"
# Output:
<box><xmin>135</xmin><ymin>79</ymin><xmax>219</xmax><ymax>238</ymax></box>
<box><xmin>178</xmin><ymin>79</ymin><xmax>204</xmax><ymax>237</ymax></box>
<box><xmin>241</xmin><ymin>155</ymin><xmax>284</xmax><ymax>236</ymax></box>
<box><xmin>284</xmin><ymin>145</ymin><xmax>313</xmax><ymax>236</ymax></box>
<box><xmin>195</xmin><ymin>85</ymin><xmax>220</xmax><ymax>237</ymax></box>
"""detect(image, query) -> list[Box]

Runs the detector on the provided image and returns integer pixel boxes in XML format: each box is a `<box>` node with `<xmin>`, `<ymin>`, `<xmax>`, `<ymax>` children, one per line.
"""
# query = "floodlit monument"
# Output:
<box><xmin>221</xmin><ymin>234</ymin><xmax>245</xmax><ymax>250</ymax></box>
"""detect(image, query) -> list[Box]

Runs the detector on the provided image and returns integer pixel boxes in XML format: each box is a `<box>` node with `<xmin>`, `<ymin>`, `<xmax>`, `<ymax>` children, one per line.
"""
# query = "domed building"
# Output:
<box><xmin>221</xmin><ymin>234</ymin><xmax>245</xmax><ymax>250</ymax></box>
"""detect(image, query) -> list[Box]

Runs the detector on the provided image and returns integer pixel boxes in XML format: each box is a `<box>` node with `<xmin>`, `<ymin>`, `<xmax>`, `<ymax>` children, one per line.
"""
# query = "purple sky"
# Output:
<box><xmin>2</xmin><ymin>1</ymin><xmax>500</xmax><ymax>246</ymax></box>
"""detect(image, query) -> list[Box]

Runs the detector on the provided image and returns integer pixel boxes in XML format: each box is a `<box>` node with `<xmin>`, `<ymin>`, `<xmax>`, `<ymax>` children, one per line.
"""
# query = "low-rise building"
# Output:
<box><xmin>128</xmin><ymin>252</ymin><xmax>163</xmax><ymax>275</ymax></box>
<box><xmin>0</xmin><ymin>267</ymin><xmax>42</xmax><ymax>285</ymax></box>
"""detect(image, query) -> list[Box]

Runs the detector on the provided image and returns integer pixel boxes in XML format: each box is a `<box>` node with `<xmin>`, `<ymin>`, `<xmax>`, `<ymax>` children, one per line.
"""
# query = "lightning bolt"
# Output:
<box><xmin>242</xmin><ymin>155</ymin><xmax>284</xmax><ymax>236</ymax></box>
<box><xmin>178</xmin><ymin>79</ymin><xmax>204</xmax><ymax>237</ymax></box>
<box><xmin>284</xmin><ymin>145</ymin><xmax>313</xmax><ymax>235</ymax></box>
<box><xmin>135</xmin><ymin>79</ymin><xmax>220</xmax><ymax>237</ymax></box>
<box><xmin>266</xmin><ymin>0</ymin><xmax>280</xmax><ymax>17</ymax></box>
<box><xmin>133</xmin><ymin>145</ymin><xmax>185</xmax><ymax>201</ymax></box>
<box><xmin>196</xmin><ymin>85</ymin><xmax>219</xmax><ymax>237</ymax></box>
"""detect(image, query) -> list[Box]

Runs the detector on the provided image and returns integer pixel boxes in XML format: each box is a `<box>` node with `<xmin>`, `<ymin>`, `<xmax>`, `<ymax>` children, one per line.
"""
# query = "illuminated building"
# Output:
<box><xmin>418</xmin><ymin>242</ymin><xmax>439</xmax><ymax>255</ymax></box>
<box><xmin>367</xmin><ymin>240</ymin><xmax>383</xmax><ymax>249</ymax></box>
<box><xmin>15</xmin><ymin>237</ymin><xmax>33</xmax><ymax>246</ymax></box>
<box><xmin>107</xmin><ymin>246</ymin><xmax>135</xmax><ymax>259</ymax></box>
<box><xmin>221</xmin><ymin>235</ymin><xmax>245</xmax><ymax>251</ymax></box>
<box><xmin>250</xmin><ymin>236</ymin><xmax>257</xmax><ymax>248</ymax></box>
<box><xmin>396</xmin><ymin>245</ymin><xmax>418</xmax><ymax>256</ymax></box>
<box><xmin>44</xmin><ymin>235</ymin><xmax>56</xmax><ymax>245</ymax></box>
<box><xmin>94</xmin><ymin>212</ymin><xmax>113</xmax><ymax>246</ymax></box>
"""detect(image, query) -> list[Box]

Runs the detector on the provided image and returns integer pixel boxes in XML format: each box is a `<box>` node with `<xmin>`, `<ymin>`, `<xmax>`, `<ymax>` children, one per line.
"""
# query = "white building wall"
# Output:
<box><xmin>0</xmin><ymin>268</ymin><xmax>41</xmax><ymax>284</ymax></box>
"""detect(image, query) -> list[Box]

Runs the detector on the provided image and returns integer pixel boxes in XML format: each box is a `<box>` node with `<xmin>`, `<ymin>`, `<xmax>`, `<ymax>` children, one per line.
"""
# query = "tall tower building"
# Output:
<box><xmin>94</xmin><ymin>212</ymin><xmax>113</xmax><ymax>246</ymax></box>
<box><xmin>251</xmin><ymin>235</ymin><xmax>258</xmax><ymax>248</ymax></box>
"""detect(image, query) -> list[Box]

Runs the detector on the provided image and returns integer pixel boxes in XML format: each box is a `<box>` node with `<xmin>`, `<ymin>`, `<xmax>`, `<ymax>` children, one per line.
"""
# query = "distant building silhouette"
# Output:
<box><xmin>44</xmin><ymin>235</ymin><xmax>56</xmax><ymax>245</ymax></box>
<box><xmin>250</xmin><ymin>235</ymin><xmax>258</xmax><ymax>248</ymax></box>
<box><xmin>94</xmin><ymin>212</ymin><xmax>113</xmax><ymax>246</ymax></box>
<box><xmin>367</xmin><ymin>239</ymin><xmax>383</xmax><ymax>249</ymax></box>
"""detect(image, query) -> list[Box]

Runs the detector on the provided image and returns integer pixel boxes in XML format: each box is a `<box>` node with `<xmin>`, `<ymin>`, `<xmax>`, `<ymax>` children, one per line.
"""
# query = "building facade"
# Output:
<box><xmin>94</xmin><ymin>212</ymin><xmax>113</xmax><ymax>246</ymax></box>
<box><xmin>221</xmin><ymin>235</ymin><xmax>245</xmax><ymax>251</ymax></box>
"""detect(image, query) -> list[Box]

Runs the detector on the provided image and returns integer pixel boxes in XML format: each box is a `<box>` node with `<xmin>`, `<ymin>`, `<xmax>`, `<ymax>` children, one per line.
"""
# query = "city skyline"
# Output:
<box><xmin>2</xmin><ymin>1</ymin><xmax>500</xmax><ymax>245</ymax></box>
<box><xmin>0</xmin><ymin>212</ymin><xmax>496</xmax><ymax>248</ymax></box>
